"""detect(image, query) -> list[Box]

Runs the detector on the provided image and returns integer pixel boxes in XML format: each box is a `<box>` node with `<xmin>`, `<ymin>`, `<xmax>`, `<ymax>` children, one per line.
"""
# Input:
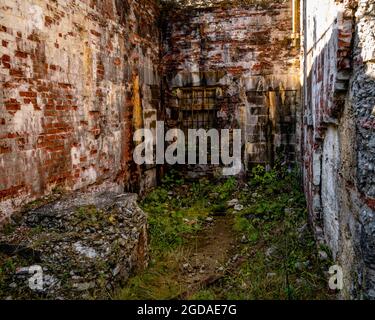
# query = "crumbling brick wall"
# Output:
<box><xmin>0</xmin><ymin>0</ymin><xmax>161</xmax><ymax>221</ymax></box>
<box><xmin>301</xmin><ymin>0</ymin><xmax>375</xmax><ymax>299</ymax></box>
<box><xmin>161</xmin><ymin>1</ymin><xmax>300</xmax><ymax>170</ymax></box>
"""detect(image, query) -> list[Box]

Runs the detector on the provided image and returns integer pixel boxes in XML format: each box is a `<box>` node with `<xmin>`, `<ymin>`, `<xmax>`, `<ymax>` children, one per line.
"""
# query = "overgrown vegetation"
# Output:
<box><xmin>191</xmin><ymin>166</ymin><xmax>333</xmax><ymax>300</ymax></box>
<box><xmin>117</xmin><ymin>166</ymin><xmax>333</xmax><ymax>300</ymax></box>
<box><xmin>141</xmin><ymin>170</ymin><xmax>237</xmax><ymax>254</ymax></box>
<box><xmin>117</xmin><ymin>170</ymin><xmax>238</xmax><ymax>299</ymax></box>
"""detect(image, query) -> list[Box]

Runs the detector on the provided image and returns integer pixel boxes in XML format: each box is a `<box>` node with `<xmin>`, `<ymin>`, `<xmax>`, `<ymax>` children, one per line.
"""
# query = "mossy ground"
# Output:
<box><xmin>117</xmin><ymin>167</ymin><xmax>335</xmax><ymax>300</ymax></box>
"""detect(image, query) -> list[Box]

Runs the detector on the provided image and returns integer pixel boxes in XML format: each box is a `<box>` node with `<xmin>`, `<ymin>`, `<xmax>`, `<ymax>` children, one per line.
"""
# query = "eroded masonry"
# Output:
<box><xmin>1</xmin><ymin>0</ymin><xmax>375</xmax><ymax>299</ymax></box>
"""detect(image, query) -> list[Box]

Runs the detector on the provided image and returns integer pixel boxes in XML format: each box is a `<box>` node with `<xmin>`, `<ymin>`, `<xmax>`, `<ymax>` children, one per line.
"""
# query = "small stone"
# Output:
<box><xmin>319</xmin><ymin>251</ymin><xmax>329</xmax><ymax>261</ymax></box>
<box><xmin>73</xmin><ymin>282</ymin><xmax>96</xmax><ymax>292</ymax></box>
<box><xmin>227</xmin><ymin>199</ymin><xmax>239</xmax><ymax>207</ymax></box>
<box><xmin>113</xmin><ymin>265</ymin><xmax>121</xmax><ymax>277</ymax></box>
<box><xmin>9</xmin><ymin>282</ymin><xmax>17</xmax><ymax>289</ymax></box>
<box><xmin>43</xmin><ymin>274</ymin><xmax>58</xmax><ymax>287</ymax></box>
<box><xmin>267</xmin><ymin>273</ymin><xmax>277</xmax><ymax>278</ymax></box>
<box><xmin>241</xmin><ymin>235</ymin><xmax>248</xmax><ymax>244</ymax></box>
<box><xmin>234</xmin><ymin>204</ymin><xmax>244</xmax><ymax>211</ymax></box>
<box><xmin>16</xmin><ymin>267</ymin><xmax>29</xmax><ymax>275</ymax></box>
<box><xmin>206</xmin><ymin>217</ymin><xmax>214</xmax><ymax>223</ymax></box>
<box><xmin>73</xmin><ymin>242</ymin><xmax>98</xmax><ymax>259</ymax></box>
<box><xmin>266</xmin><ymin>246</ymin><xmax>277</xmax><ymax>259</ymax></box>
<box><xmin>232</xmin><ymin>254</ymin><xmax>239</xmax><ymax>262</ymax></box>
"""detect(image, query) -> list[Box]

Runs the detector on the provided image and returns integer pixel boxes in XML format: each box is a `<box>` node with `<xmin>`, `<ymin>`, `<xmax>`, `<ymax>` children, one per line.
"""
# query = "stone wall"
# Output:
<box><xmin>0</xmin><ymin>0</ymin><xmax>161</xmax><ymax>222</ymax></box>
<box><xmin>161</xmin><ymin>1</ymin><xmax>300</xmax><ymax>171</ymax></box>
<box><xmin>351</xmin><ymin>0</ymin><xmax>375</xmax><ymax>298</ymax></box>
<box><xmin>301</xmin><ymin>0</ymin><xmax>375</xmax><ymax>299</ymax></box>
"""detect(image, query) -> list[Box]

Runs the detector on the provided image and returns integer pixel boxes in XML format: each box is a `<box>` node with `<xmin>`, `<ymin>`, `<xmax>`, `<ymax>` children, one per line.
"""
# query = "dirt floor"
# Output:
<box><xmin>117</xmin><ymin>167</ymin><xmax>335</xmax><ymax>300</ymax></box>
<box><xmin>176</xmin><ymin>217</ymin><xmax>237</xmax><ymax>299</ymax></box>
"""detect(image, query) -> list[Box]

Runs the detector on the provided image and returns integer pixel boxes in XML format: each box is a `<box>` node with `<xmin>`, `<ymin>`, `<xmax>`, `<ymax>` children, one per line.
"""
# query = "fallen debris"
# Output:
<box><xmin>0</xmin><ymin>192</ymin><xmax>148</xmax><ymax>300</ymax></box>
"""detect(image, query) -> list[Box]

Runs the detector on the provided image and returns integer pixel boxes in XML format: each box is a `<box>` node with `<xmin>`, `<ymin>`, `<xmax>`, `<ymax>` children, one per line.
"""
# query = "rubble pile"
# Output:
<box><xmin>0</xmin><ymin>192</ymin><xmax>148</xmax><ymax>300</ymax></box>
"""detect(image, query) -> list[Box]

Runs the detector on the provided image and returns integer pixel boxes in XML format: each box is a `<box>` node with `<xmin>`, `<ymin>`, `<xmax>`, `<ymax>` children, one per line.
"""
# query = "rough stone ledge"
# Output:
<box><xmin>0</xmin><ymin>191</ymin><xmax>149</xmax><ymax>300</ymax></box>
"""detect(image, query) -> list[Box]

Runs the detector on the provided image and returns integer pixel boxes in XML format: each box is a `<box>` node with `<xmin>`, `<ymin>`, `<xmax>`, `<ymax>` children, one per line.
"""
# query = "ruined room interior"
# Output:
<box><xmin>0</xmin><ymin>0</ymin><xmax>375</xmax><ymax>301</ymax></box>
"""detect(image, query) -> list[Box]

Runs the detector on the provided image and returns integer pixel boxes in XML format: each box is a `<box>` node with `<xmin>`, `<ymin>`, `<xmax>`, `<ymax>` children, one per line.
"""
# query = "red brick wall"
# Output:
<box><xmin>0</xmin><ymin>0</ymin><xmax>161</xmax><ymax>221</ymax></box>
<box><xmin>161</xmin><ymin>2</ymin><xmax>300</xmax><ymax>169</ymax></box>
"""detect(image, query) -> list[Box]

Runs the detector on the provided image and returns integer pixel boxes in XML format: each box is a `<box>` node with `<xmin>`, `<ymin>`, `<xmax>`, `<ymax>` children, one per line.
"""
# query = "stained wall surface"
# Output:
<box><xmin>161</xmin><ymin>1</ymin><xmax>301</xmax><ymax>171</ymax></box>
<box><xmin>301</xmin><ymin>0</ymin><xmax>375</xmax><ymax>299</ymax></box>
<box><xmin>0</xmin><ymin>0</ymin><xmax>161</xmax><ymax>221</ymax></box>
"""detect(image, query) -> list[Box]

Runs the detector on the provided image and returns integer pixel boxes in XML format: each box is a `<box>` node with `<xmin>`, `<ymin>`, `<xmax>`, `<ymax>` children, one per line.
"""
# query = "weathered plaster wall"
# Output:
<box><xmin>0</xmin><ymin>0</ymin><xmax>161</xmax><ymax>221</ymax></box>
<box><xmin>301</xmin><ymin>0</ymin><xmax>355</xmax><ymax>256</ymax></box>
<box><xmin>302</xmin><ymin>0</ymin><xmax>375</xmax><ymax>299</ymax></box>
<box><xmin>161</xmin><ymin>1</ymin><xmax>300</xmax><ymax>170</ymax></box>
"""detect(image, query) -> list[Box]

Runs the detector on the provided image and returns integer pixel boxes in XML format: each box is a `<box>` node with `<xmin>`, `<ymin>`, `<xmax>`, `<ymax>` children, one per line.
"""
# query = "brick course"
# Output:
<box><xmin>0</xmin><ymin>0</ymin><xmax>161</xmax><ymax>220</ymax></box>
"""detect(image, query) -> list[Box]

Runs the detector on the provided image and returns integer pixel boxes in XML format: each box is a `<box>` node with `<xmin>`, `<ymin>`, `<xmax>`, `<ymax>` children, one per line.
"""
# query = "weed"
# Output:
<box><xmin>194</xmin><ymin>165</ymin><xmax>333</xmax><ymax>300</ymax></box>
<box><xmin>212</xmin><ymin>177</ymin><xmax>237</xmax><ymax>201</ymax></box>
<box><xmin>2</xmin><ymin>223</ymin><xmax>16</xmax><ymax>236</ymax></box>
<box><xmin>118</xmin><ymin>167</ymin><xmax>332</xmax><ymax>300</ymax></box>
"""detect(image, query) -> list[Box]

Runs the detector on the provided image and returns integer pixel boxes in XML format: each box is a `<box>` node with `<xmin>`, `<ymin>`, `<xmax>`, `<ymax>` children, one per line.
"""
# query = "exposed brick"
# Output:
<box><xmin>9</xmin><ymin>69</ymin><xmax>24</xmax><ymax>77</ymax></box>
<box><xmin>0</xmin><ymin>143</ymin><xmax>11</xmax><ymax>154</ymax></box>
<box><xmin>0</xmin><ymin>185</ymin><xmax>25</xmax><ymax>199</ymax></box>
<box><xmin>162</xmin><ymin>3</ymin><xmax>299</xmax><ymax>167</ymax></box>
<box><xmin>45</xmin><ymin>16</ymin><xmax>54</xmax><ymax>27</ymax></box>
<box><xmin>27</xmin><ymin>33</ymin><xmax>40</xmax><ymax>42</ymax></box>
<box><xmin>20</xmin><ymin>91</ymin><xmax>37</xmax><ymax>98</ymax></box>
<box><xmin>1</xmin><ymin>54</ymin><xmax>10</xmax><ymax>62</ymax></box>
<box><xmin>0</xmin><ymin>0</ymin><xmax>153</xmax><ymax>230</ymax></box>
<box><xmin>15</xmin><ymin>51</ymin><xmax>28</xmax><ymax>59</ymax></box>
<box><xmin>90</xmin><ymin>30</ymin><xmax>101</xmax><ymax>37</ymax></box>
<box><xmin>5</xmin><ymin>99</ymin><xmax>21</xmax><ymax>111</ymax></box>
